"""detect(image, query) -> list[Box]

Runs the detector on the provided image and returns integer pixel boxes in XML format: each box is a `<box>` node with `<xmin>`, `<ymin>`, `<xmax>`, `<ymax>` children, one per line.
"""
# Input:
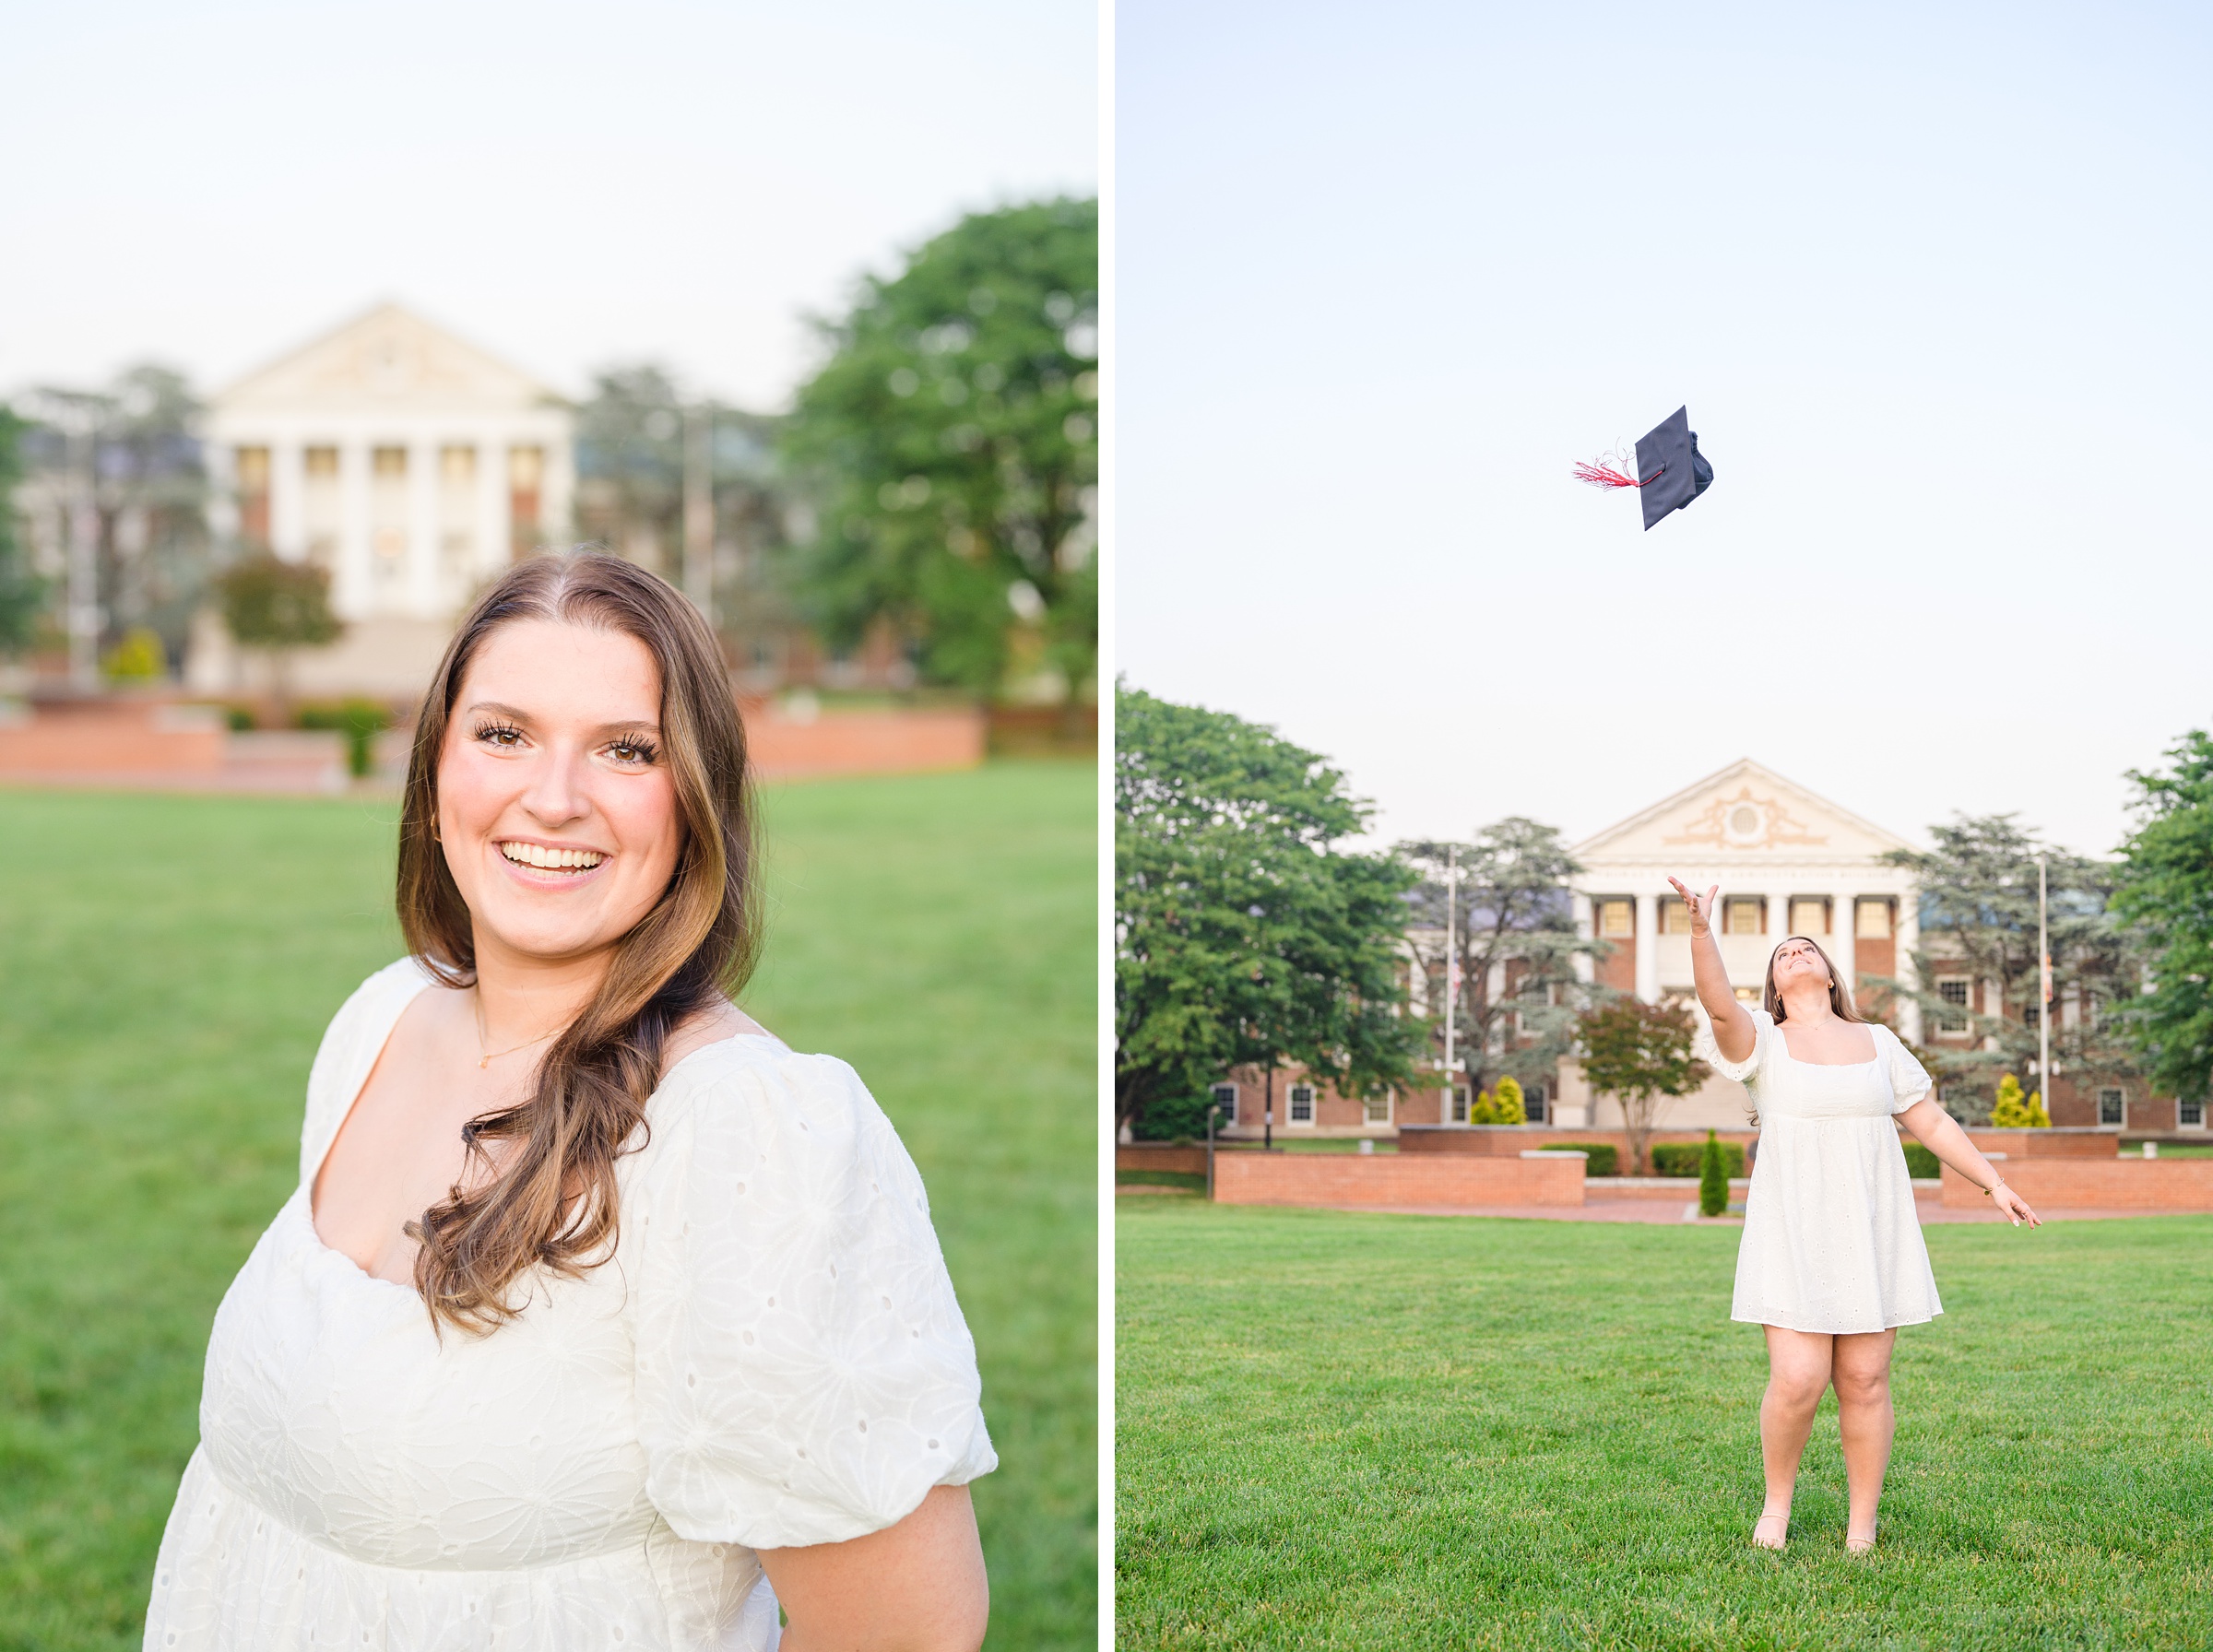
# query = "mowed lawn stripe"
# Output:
<box><xmin>0</xmin><ymin>761</ymin><xmax>1094</xmax><ymax>1651</ymax></box>
<box><xmin>1118</xmin><ymin>1199</ymin><xmax>2213</xmax><ymax>1651</ymax></box>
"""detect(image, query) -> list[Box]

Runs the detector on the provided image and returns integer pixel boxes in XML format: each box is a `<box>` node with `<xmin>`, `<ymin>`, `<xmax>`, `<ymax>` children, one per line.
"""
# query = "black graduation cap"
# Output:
<box><xmin>1573</xmin><ymin>406</ymin><xmax>1715</xmax><ymax>530</ymax></box>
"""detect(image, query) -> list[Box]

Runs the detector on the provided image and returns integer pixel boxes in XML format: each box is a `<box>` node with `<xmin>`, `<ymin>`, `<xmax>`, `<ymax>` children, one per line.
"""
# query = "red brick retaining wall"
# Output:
<box><xmin>1400</xmin><ymin>1126</ymin><xmax>1758</xmax><ymax>1157</ymax></box>
<box><xmin>1117</xmin><ymin>1144</ymin><xmax>1211</xmax><ymax>1176</ymax></box>
<box><xmin>1941</xmin><ymin>1159</ymin><xmax>2213</xmax><ymax>1209</ymax></box>
<box><xmin>742</xmin><ymin>705</ymin><xmax>985</xmax><ymax>779</ymax></box>
<box><xmin>1213</xmin><ymin>1152</ymin><xmax>1585</xmax><ymax>1209</ymax></box>
<box><xmin>1960</xmin><ymin>1128</ymin><xmax>2119</xmax><ymax>1160</ymax></box>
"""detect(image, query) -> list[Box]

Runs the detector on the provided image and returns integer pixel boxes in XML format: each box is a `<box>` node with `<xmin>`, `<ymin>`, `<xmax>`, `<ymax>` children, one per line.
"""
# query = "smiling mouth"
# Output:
<box><xmin>499</xmin><ymin>841</ymin><xmax>607</xmax><ymax>874</ymax></box>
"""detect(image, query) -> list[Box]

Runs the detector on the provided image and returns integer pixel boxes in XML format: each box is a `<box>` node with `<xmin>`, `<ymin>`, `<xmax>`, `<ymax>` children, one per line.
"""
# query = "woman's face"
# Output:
<box><xmin>435</xmin><ymin>619</ymin><xmax>681</xmax><ymax>967</ymax></box>
<box><xmin>1770</xmin><ymin>937</ymin><xmax>1831</xmax><ymax>993</ymax></box>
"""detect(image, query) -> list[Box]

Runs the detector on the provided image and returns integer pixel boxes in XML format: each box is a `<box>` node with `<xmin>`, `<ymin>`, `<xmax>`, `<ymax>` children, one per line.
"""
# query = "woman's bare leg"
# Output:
<box><xmin>1831</xmin><ymin>1329</ymin><xmax>1898</xmax><ymax>1546</ymax></box>
<box><xmin>1757</xmin><ymin>1326</ymin><xmax>1833</xmax><ymax>1543</ymax></box>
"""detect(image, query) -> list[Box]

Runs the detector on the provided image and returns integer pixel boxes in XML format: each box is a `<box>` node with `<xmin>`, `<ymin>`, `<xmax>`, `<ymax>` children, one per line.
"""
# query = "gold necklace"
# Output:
<box><xmin>472</xmin><ymin>993</ymin><xmax>567</xmax><ymax>1068</ymax></box>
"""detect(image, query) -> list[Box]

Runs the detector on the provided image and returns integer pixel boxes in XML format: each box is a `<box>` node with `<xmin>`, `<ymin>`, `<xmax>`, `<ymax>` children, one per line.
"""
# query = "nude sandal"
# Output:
<box><xmin>1845</xmin><ymin>1522</ymin><xmax>1878</xmax><ymax>1554</ymax></box>
<box><xmin>1752</xmin><ymin>1511</ymin><xmax>1789</xmax><ymax>1551</ymax></box>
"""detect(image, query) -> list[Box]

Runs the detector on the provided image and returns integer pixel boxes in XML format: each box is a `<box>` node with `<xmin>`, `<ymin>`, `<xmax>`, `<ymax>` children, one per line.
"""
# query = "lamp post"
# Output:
<box><xmin>2038</xmin><ymin>854</ymin><xmax>2051</xmax><ymax>1112</ymax></box>
<box><xmin>1440</xmin><ymin>845</ymin><xmax>1461</xmax><ymax>1123</ymax></box>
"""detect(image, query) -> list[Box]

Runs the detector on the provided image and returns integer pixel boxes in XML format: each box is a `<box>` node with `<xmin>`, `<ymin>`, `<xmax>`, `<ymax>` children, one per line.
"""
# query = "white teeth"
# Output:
<box><xmin>500</xmin><ymin>842</ymin><xmax>604</xmax><ymax>871</ymax></box>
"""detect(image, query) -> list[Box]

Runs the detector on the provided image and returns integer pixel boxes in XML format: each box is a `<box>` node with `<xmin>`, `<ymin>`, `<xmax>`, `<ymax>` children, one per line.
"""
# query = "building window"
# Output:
<box><xmin>2098</xmin><ymin>1088</ymin><xmax>2124</xmax><ymax>1127</ymax></box>
<box><xmin>302</xmin><ymin>445</ymin><xmax>340</xmax><ymax>567</ymax></box>
<box><xmin>1449</xmin><ymin>1084</ymin><xmax>1471</xmax><ymax>1123</ymax></box>
<box><xmin>1287</xmin><ymin>1084</ymin><xmax>1316</xmax><ymax>1125</ymax></box>
<box><xmin>1599</xmin><ymin>900</ymin><xmax>1633</xmax><ymax>938</ymax></box>
<box><xmin>439</xmin><ymin>444</ymin><xmax>478</xmax><ymax>582</ymax></box>
<box><xmin>1525</xmin><ymin>1083</ymin><xmax>1549</xmax><ymax>1124</ymax></box>
<box><xmin>509</xmin><ymin>445</ymin><xmax>544</xmax><ymax>559</ymax></box>
<box><xmin>1935</xmin><ymin>978</ymin><xmax>1971</xmax><ymax>1033</ymax></box>
<box><xmin>371</xmin><ymin>446</ymin><xmax>409</xmax><ymax>578</ymax></box>
<box><xmin>2182</xmin><ymin>1098</ymin><xmax>2207</xmax><ymax>1129</ymax></box>
<box><xmin>1789</xmin><ymin>898</ymin><xmax>1828</xmax><ymax>936</ymax></box>
<box><xmin>1662</xmin><ymin>900</ymin><xmax>1693</xmax><ymax>935</ymax></box>
<box><xmin>1210</xmin><ymin>1083</ymin><xmax>1238</xmax><ymax>1126</ymax></box>
<box><xmin>234</xmin><ymin>446</ymin><xmax>271</xmax><ymax>547</ymax></box>
<box><xmin>1856</xmin><ymin>899</ymin><xmax>1893</xmax><ymax>939</ymax></box>
<box><xmin>1363</xmin><ymin>1092</ymin><xmax>1391</xmax><ymax>1125</ymax></box>
<box><xmin>1725</xmin><ymin>898</ymin><xmax>1762</xmax><ymax>936</ymax></box>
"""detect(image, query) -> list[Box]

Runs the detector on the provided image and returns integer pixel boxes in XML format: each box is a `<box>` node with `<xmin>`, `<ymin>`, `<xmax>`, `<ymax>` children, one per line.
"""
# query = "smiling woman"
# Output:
<box><xmin>143</xmin><ymin>551</ymin><xmax>995</xmax><ymax>1652</ymax></box>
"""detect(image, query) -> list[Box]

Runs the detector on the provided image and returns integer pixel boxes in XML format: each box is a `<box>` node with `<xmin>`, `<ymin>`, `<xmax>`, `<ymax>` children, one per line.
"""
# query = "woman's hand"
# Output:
<box><xmin>1667</xmin><ymin>878</ymin><xmax>1718</xmax><ymax>936</ymax></box>
<box><xmin>1992</xmin><ymin>1184</ymin><xmax>2041</xmax><ymax>1229</ymax></box>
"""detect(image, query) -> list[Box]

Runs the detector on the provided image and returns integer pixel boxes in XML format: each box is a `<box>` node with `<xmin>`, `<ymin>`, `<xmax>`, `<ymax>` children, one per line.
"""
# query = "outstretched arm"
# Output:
<box><xmin>1667</xmin><ymin>879</ymin><xmax>1754</xmax><ymax>1064</ymax></box>
<box><xmin>1897</xmin><ymin>1097</ymin><xmax>2041</xmax><ymax>1228</ymax></box>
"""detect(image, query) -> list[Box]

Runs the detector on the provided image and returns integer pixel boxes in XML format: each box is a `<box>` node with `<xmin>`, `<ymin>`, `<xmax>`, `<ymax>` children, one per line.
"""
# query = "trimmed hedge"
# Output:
<box><xmin>1902</xmin><ymin>1141</ymin><xmax>1941</xmax><ymax>1179</ymax></box>
<box><xmin>1541</xmin><ymin>1143</ymin><xmax>1618</xmax><ymax>1176</ymax></box>
<box><xmin>1651</xmin><ymin>1141</ymin><xmax>1746</xmax><ymax>1179</ymax></box>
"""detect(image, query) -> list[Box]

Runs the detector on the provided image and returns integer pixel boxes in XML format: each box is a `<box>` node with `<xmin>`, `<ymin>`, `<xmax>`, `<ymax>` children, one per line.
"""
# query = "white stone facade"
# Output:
<box><xmin>1554</xmin><ymin>759</ymin><xmax>1922</xmax><ymax>1130</ymax></box>
<box><xmin>193</xmin><ymin>305</ymin><xmax>573</xmax><ymax>694</ymax></box>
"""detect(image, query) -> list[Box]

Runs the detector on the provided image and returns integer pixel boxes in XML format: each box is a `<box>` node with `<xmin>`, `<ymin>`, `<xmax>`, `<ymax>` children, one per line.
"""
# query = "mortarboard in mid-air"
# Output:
<box><xmin>1574</xmin><ymin>406</ymin><xmax>1714</xmax><ymax>530</ymax></box>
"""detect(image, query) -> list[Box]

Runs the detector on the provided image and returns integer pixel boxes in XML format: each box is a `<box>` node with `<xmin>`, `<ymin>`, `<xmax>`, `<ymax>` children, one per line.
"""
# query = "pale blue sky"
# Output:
<box><xmin>0</xmin><ymin>0</ymin><xmax>1095</xmax><ymax>407</ymax></box>
<box><xmin>1115</xmin><ymin>2</ymin><xmax>2213</xmax><ymax>856</ymax></box>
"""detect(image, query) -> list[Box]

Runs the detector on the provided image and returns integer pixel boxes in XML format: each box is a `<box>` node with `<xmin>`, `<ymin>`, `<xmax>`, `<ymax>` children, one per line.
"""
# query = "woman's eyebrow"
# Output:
<box><xmin>463</xmin><ymin>701</ymin><xmax>661</xmax><ymax>738</ymax></box>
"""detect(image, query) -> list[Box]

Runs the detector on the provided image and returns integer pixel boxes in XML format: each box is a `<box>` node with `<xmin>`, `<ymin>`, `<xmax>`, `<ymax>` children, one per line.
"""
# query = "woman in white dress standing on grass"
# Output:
<box><xmin>1667</xmin><ymin>877</ymin><xmax>2039</xmax><ymax>1556</ymax></box>
<box><xmin>145</xmin><ymin>551</ymin><xmax>995</xmax><ymax>1651</ymax></box>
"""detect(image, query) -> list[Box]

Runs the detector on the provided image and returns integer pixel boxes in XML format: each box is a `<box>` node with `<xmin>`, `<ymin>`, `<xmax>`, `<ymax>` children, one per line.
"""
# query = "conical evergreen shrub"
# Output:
<box><xmin>1698</xmin><ymin>1128</ymin><xmax>1729</xmax><ymax>1218</ymax></box>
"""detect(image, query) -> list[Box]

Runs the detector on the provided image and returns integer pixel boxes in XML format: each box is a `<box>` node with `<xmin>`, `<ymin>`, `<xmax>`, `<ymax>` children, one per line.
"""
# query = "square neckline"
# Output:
<box><xmin>304</xmin><ymin>967</ymin><xmax>783</xmax><ymax>1292</ymax></box>
<box><xmin>1771</xmin><ymin>1016</ymin><xmax>1881</xmax><ymax>1069</ymax></box>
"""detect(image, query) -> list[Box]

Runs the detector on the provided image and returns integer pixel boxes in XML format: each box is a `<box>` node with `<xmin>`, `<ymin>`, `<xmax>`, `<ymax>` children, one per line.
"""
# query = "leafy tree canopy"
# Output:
<box><xmin>781</xmin><ymin>198</ymin><xmax>1096</xmax><ymax>701</ymax></box>
<box><xmin>1576</xmin><ymin>996</ymin><xmax>1709</xmax><ymax>1175</ymax></box>
<box><xmin>217</xmin><ymin>553</ymin><xmax>341</xmax><ymax>652</ymax></box>
<box><xmin>1879</xmin><ymin>814</ymin><xmax>2130</xmax><ymax>1116</ymax></box>
<box><xmin>0</xmin><ymin>407</ymin><xmax>39</xmax><ymax>652</ymax></box>
<box><xmin>2111</xmin><ymin>730</ymin><xmax>2213</xmax><ymax>1105</ymax></box>
<box><xmin>1116</xmin><ymin>684</ymin><xmax>1421</xmax><ymax>1135</ymax></box>
<box><xmin>1397</xmin><ymin>819</ymin><xmax>1604</xmax><ymax>1096</ymax></box>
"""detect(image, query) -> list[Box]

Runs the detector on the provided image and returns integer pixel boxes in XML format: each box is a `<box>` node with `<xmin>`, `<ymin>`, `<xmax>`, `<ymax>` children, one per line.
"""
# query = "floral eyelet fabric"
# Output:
<box><xmin>145</xmin><ymin>960</ymin><xmax>996</xmax><ymax>1650</ymax></box>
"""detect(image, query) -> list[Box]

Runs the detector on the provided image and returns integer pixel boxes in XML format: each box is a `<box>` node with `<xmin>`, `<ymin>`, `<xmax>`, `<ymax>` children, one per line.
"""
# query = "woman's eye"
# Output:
<box><xmin>476</xmin><ymin>724</ymin><xmax>525</xmax><ymax>749</ymax></box>
<box><xmin>606</xmin><ymin>739</ymin><xmax>658</xmax><ymax>766</ymax></box>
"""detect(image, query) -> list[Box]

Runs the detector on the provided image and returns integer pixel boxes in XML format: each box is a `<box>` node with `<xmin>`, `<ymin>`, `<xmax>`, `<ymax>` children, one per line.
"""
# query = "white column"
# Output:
<box><xmin>1634</xmin><ymin>891</ymin><xmax>1660</xmax><ymax>1002</ymax></box>
<box><xmin>483</xmin><ymin>427</ymin><xmax>512</xmax><ymax>574</ymax></box>
<box><xmin>336</xmin><ymin>439</ymin><xmax>371</xmax><ymax>620</ymax></box>
<box><xmin>408</xmin><ymin>437</ymin><xmax>441</xmax><ymax>618</ymax></box>
<box><xmin>1828</xmin><ymin>891</ymin><xmax>1856</xmax><ymax>998</ymax></box>
<box><xmin>1570</xmin><ymin>893</ymin><xmax>1594</xmax><ymax>986</ymax></box>
<box><xmin>1896</xmin><ymin>889</ymin><xmax>1923</xmax><ymax>1043</ymax></box>
<box><xmin>268</xmin><ymin>438</ymin><xmax>303</xmax><ymax>560</ymax></box>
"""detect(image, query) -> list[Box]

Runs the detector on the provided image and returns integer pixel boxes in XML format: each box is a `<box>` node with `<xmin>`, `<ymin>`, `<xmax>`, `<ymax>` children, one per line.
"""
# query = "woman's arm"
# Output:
<box><xmin>1896</xmin><ymin>1097</ymin><xmax>2041</xmax><ymax>1228</ymax></box>
<box><xmin>1667</xmin><ymin>879</ymin><xmax>1754</xmax><ymax>1064</ymax></box>
<box><xmin>757</xmin><ymin>1484</ymin><xmax>988</xmax><ymax>1652</ymax></box>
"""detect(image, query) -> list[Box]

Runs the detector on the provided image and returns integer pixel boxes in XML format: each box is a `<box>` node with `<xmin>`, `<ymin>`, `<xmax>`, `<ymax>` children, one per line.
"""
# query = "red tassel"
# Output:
<box><xmin>1573</xmin><ymin>457</ymin><xmax>1664</xmax><ymax>490</ymax></box>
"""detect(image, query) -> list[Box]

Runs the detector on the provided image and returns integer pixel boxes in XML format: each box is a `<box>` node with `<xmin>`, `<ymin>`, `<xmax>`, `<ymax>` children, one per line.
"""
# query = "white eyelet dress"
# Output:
<box><xmin>1698</xmin><ymin>1009</ymin><xmax>1943</xmax><ymax>1335</ymax></box>
<box><xmin>143</xmin><ymin>959</ymin><xmax>997</xmax><ymax>1651</ymax></box>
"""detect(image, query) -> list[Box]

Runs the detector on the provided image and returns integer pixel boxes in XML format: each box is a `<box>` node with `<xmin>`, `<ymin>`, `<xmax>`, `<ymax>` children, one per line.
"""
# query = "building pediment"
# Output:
<box><xmin>213</xmin><ymin>303</ymin><xmax>562</xmax><ymax>416</ymax></box>
<box><xmin>1573</xmin><ymin>759</ymin><xmax>1912</xmax><ymax>867</ymax></box>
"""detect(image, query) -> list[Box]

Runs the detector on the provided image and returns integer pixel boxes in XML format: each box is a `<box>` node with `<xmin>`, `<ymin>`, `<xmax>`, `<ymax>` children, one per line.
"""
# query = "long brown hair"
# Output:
<box><xmin>396</xmin><ymin>550</ymin><xmax>760</xmax><ymax>1335</ymax></box>
<box><xmin>1761</xmin><ymin>936</ymin><xmax>1867</xmax><ymax>1024</ymax></box>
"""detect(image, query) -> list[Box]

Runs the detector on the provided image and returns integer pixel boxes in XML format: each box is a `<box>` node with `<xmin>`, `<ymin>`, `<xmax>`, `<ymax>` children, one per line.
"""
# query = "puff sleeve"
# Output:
<box><xmin>1694</xmin><ymin>1007</ymin><xmax>1770</xmax><ymax>1084</ymax></box>
<box><xmin>1883</xmin><ymin>1028</ymin><xmax>1934</xmax><ymax>1112</ymax></box>
<box><xmin>629</xmin><ymin>1045</ymin><xmax>997</xmax><ymax>1552</ymax></box>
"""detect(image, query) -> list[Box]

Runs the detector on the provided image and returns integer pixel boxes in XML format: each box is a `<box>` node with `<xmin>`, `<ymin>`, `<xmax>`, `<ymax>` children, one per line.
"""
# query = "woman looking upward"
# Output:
<box><xmin>1667</xmin><ymin>878</ymin><xmax>2038</xmax><ymax>1557</ymax></box>
<box><xmin>146</xmin><ymin>552</ymin><xmax>994</xmax><ymax>1651</ymax></box>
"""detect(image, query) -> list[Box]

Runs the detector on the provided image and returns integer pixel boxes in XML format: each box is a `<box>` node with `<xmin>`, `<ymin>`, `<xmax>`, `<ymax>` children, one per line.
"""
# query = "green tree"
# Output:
<box><xmin>1115</xmin><ymin>684</ymin><xmax>1422</xmax><ymax>1139</ymax></box>
<box><xmin>1575</xmin><ymin>997</ymin><xmax>1710</xmax><ymax>1176</ymax></box>
<box><xmin>1468</xmin><ymin>1075</ymin><xmax>1527</xmax><ymax>1125</ymax></box>
<box><xmin>1878</xmin><ymin>815</ymin><xmax>2134</xmax><ymax>1121</ymax></box>
<box><xmin>781</xmin><ymin>198</ymin><xmax>1097</xmax><ymax>704</ymax></box>
<box><xmin>1698</xmin><ymin>1129</ymin><xmax>1729</xmax><ymax>1217</ymax></box>
<box><xmin>1397</xmin><ymin>820</ymin><xmax>1605</xmax><ymax>1100</ymax></box>
<box><xmin>0</xmin><ymin>407</ymin><xmax>41</xmax><ymax>651</ymax></box>
<box><xmin>2112</xmin><ymin>730</ymin><xmax>2213</xmax><ymax>1109</ymax></box>
<box><xmin>572</xmin><ymin>368</ymin><xmax>792</xmax><ymax>660</ymax></box>
<box><xmin>216</xmin><ymin>553</ymin><xmax>342</xmax><ymax>720</ymax></box>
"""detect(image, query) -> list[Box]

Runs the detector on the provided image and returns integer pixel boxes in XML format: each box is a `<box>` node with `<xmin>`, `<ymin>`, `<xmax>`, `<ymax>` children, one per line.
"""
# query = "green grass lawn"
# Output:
<box><xmin>1118</xmin><ymin>1200</ymin><xmax>2213</xmax><ymax>1650</ymax></box>
<box><xmin>0</xmin><ymin>761</ymin><xmax>1095</xmax><ymax>1650</ymax></box>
